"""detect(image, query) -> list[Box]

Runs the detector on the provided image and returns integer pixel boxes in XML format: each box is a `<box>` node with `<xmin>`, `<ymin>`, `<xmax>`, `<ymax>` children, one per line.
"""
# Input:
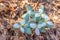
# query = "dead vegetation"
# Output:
<box><xmin>0</xmin><ymin>0</ymin><xmax>60</xmax><ymax>40</ymax></box>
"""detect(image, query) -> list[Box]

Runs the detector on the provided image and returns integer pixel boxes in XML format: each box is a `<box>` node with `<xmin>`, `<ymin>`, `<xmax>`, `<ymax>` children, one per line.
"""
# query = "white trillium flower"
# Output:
<box><xmin>13</xmin><ymin>23</ymin><xmax>19</xmax><ymax>28</ymax></box>
<box><xmin>35</xmin><ymin>28</ymin><xmax>40</xmax><ymax>35</ymax></box>
<box><xmin>30</xmin><ymin>23</ymin><xmax>36</xmax><ymax>29</ymax></box>
<box><xmin>20</xmin><ymin>27</ymin><xmax>24</xmax><ymax>33</ymax></box>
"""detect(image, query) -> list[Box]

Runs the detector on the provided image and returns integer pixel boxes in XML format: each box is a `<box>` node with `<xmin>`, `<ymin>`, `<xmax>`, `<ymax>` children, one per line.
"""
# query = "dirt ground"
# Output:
<box><xmin>0</xmin><ymin>0</ymin><xmax>60</xmax><ymax>40</ymax></box>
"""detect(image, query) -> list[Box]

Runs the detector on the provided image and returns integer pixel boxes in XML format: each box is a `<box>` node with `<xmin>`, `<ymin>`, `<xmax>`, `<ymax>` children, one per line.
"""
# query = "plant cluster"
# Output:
<box><xmin>13</xmin><ymin>4</ymin><xmax>53</xmax><ymax>35</ymax></box>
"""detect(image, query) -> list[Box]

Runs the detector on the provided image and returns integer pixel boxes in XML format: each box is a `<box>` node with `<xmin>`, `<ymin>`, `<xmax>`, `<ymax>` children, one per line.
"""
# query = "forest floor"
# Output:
<box><xmin>0</xmin><ymin>0</ymin><xmax>60</xmax><ymax>40</ymax></box>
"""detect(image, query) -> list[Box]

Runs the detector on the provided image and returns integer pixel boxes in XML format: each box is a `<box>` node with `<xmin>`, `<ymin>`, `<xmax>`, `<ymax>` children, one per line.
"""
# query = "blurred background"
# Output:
<box><xmin>0</xmin><ymin>0</ymin><xmax>60</xmax><ymax>40</ymax></box>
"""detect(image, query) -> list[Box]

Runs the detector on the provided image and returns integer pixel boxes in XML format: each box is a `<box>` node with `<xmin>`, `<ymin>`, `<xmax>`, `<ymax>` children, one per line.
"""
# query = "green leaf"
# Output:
<box><xmin>20</xmin><ymin>20</ymin><xmax>26</xmax><ymax>25</ymax></box>
<box><xmin>22</xmin><ymin>13</ymin><xmax>28</xmax><ymax>18</ymax></box>
<box><xmin>35</xmin><ymin>13</ymin><xmax>40</xmax><ymax>17</ymax></box>
<box><xmin>39</xmin><ymin>5</ymin><xmax>44</xmax><ymax>11</ymax></box>
<box><xmin>38</xmin><ymin>22</ymin><xmax>46</xmax><ymax>28</ymax></box>
<box><xmin>24</xmin><ymin>14</ymin><xmax>29</xmax><ymax>22</ymax></box>
<box><xmin>25</xmin><ymin>4</ymin><xmax>32</xmax><ymax>11</ymax></box>
<box><xmin>30</xmin><ymin>11</ymin><xmax>35</xmax><ymax>18</ymax></box>
<box><xmin>30</xmin><ymin>22</ymin><xmax>36</xmax><ymax>29</ymax></box>
<box><xmin>40</xmin><ymin>27</ymin><xmax>46</xmax><ymax>32</ymax></box>
<box><xmin>38</xmin><ymin>5</ymin><xmax>44</xmax><ymax>13</ymax></box>
<box><xmin>33</xmin><ymin>17</ymin><xmax>41</xmax><ymax>22</ymax></box>
<box><xmin>46</xmin><ymin>21</ymin><xmax>53</xmax><ymax>28</ymax></box>
<box><xmin>35</xmin><ymin>28</ymin><xmax>40</xmax><ymax>35</ymax></box>
<box><xmin>24</xmin><ymin>22</ymin><xmax>30</xmax><ymax>28</ymax></box>
<box><xmin>20</xmin><ymin>27</ymin><xmax>24</xmax><ymax>33</ymax></box>
<box><xmin>24</xmin><ymin>28</ymin><xmax>32</xmax><ymax>35</ymax></box>
<box><xmin>41</xmin><ymin>13</ymin><xmax>49</xmax><ymax>21</ymax></box>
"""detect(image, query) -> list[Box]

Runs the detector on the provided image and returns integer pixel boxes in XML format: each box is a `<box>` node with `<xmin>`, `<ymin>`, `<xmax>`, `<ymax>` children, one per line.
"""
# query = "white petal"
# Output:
<box><xmin>35</xmin><ymin>28</ymin><xmax>40</xmax><ymax>35</ymax></box>
<box><xmin>20</xmin><ymin>27</ymin><xmax>24</xmax><ymax>33</ymax></box>
<box><xmin>20</xmin><ymin>20</ymin><xmax>25</xmax><ymax>25</ymax></box>
<box><xmin>13</xmin><ymin>23</ymin><xmax>19</xmax><ymax>28</ymax></box>
<box><xmin>30</xmin><ymin>23</ymin><xmax>36</xmax><ymax>29</ymax></box>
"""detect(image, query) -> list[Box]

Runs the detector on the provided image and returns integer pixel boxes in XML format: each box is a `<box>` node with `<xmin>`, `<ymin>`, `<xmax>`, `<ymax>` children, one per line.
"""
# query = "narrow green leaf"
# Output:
<box><xmin>20</xmin><ymin>27</ymin><xmax>25</xmax><ymax>33</ymax></box>
<box><xmin>33</xmin><ymin>17</ymin><xmax>41</xmax><ymax>22</ymax></box>
<box><xmin>35</xmin><ymin>28</ymin><xmax>40</xmax><ymax>35</ymax></box>
<box><xmin>30</xmin><ymin>11</ymin><xmax>35</xmax><ymax>18</ymax></box>
<box><xmin>22</xmin><ymin>13</ymin><xmax>28</xmax><ymax>18</ymax></box>
<box><xmin>30</xmin><ymin>22</ymin><xmax>36</xmax><ymax>29</ymax></box>
<box><xmin>46</xmin><ymin>21</ymin><xmax>53</xmax><ymax>28</ymax></box>
<box><xmin>24</xmin><ymin>14</ymin><xmax>29</xmax><ymax>22</ymax></box>
<box><xmin>25</xmin><ymin>28</ymin><xmax>32</xmax><ymax>35</ymax></box>
<box><xmin>39</xmin><ymin>5</ymin><xmax>44</xmax><ymax>11</ymax></box>
<box><xmin>25</xmin><ymin>4</ymin><xmax>32</xmax><ymax>11</ymax></box>
<box><xmin>41</xmin><ymin>13</ymin><xmax>49</xmax><ymax>20</ymax></box>
<box><xmin>40</xmin><ymin>27</ymin><xmax>46</xmax><ymax>32</ymax></box>
<box><xmin>38</xmin><ymin>5</ymin><xmax>44</xmax><ymax>13</ymax></box>
<box><xmin>20</xmin><ymin>20</ymin><xmax>26</xmax><ymax>25</ymax></box>
<box><xmin>38</xmin><ymin>22</ymin><xmax>46</xmax><ymax>28</ymax></box>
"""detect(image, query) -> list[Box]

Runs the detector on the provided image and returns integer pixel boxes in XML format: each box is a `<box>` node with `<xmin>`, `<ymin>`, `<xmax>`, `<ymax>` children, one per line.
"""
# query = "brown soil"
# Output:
<box><xmin>0</xmin><ymin>0</ymin><xmax>60</xmax><ymax>40</ymax></box>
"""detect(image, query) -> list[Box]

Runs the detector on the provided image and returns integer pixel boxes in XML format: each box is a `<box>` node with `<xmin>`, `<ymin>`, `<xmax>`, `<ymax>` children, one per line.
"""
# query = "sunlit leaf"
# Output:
<box><xmin>41</xmin><ymin>13</ymin><xmax>49</xmax><ymax>20</ymax></box>
<box><xmin>39</xmin><ymin>5</ymin><xmax>44</xmax><ymax>11</ymax></box>
<box><xmin>33</xmin><ymin>17</ymin><xmax>41</xmax><ymax>22</ymax></box>
<box><xmin>38</xmin><ymin>5</ymin><xmax>44</xmax><ymax>13</ymax></box>
<box><xmin>24</xmin><ymin>14</ymin><xmax>29</xmax><ymax>22</ymax></box>
<box><xmin>46</xmin><ymin>21</ymin><xmax>53</xmax><ymax>28</ymax></box>
<box><xmin>30</xmin><ymin>22</ymin><xmax>36</xmax><ymax>29</ymax></box>
<box><xmin>13</xmin><ymin>23</ymin><xmax>19</xmax><ymax>28</ymax></box>
<box><xmin>20</xmin><ymin>20</ymin><xmax>25</xmax><ymax>25</ymax></box>
<box><xmin>25</xmin><ymin>28</ymin><xmax>32</xmax><ymax>35</ymax></box>
<box><xmin>35</xmin><ymin>28</ymin><xmax>40</xmax><ymax>35</ymax></box>
<box><xmin>38</xmin><ymin>22</ymin><xmax>46</xmax><ymax>28</ymax></box>
<box><xmin>30</xmin><ymin>11</ymin><xmax>35</xmax><ymax>18</ymax></box>
<box><xmin>22</xmin><ymin>13</ymin><xmax>28</xmax><ymax>18</ymax></box>
<box><xmin>25</xmin><ymin>4</ymin><xmax>32</xmax><ymax>11</ymax></box>
<box><xmin>40</xmin><ymin>27</ymin><xmax>46</xmax><ymax>32</ymax></box>
<box><xmin>20</xmin><ymin>27</ymin><xmax>24</xmax><ymax>33</ymax></box>
<box><xmin>35</xmin><ymin>13</ymin><xmax>40</xmax><ymax>17</ymax></box>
